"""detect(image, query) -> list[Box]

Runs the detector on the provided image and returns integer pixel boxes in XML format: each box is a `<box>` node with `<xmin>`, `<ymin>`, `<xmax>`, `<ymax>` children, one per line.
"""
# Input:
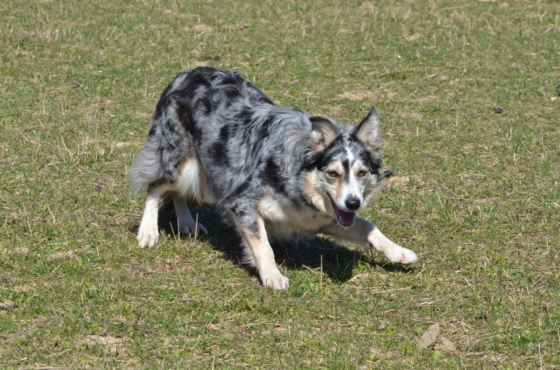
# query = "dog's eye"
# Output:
<box><xmin>327</xmin><ymin>171</ymin><xmax>340</xmax><ymax>178</ymax></box>
<box><xmin>357</xmin><ymin>170</ymin><xmax>367</xmax><ymax>177</ymax></box>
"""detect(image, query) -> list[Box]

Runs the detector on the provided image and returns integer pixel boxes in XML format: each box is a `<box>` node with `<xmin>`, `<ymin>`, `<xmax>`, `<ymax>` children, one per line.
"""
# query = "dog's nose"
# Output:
<box><xmin>345</xmin><ymin>197</ymin><xmax>361</xmax><ymax>211</ymax></box>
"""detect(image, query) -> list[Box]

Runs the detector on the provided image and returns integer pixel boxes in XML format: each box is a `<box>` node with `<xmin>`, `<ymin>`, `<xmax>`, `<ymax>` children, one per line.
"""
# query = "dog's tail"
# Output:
<box><xmin>129</xmin><ymin>123</ymin><xmax>164</xmax><ymax>196</ymax></box>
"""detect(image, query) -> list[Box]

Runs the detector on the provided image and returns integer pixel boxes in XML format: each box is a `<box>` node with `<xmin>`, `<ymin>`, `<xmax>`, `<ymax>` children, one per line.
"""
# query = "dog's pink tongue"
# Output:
<box><xmin>338</xmin><ymin>210</ymin><xmax>356</xmax><ymax>227</ymax></box>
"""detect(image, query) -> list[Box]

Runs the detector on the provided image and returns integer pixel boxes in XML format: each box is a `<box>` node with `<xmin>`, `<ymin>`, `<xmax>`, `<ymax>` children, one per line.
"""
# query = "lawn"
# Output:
<box><xmin>1</xmin><ymin>0</ymin><xmax>559</xmax><ymax>368</ymax></box>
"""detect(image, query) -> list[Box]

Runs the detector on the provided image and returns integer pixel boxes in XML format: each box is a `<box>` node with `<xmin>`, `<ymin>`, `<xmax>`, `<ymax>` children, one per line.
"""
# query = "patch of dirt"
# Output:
<box><xmin>405</xmin><ymin>32</ymin><xmax>421</xmax><ymax>42</ymax></box>
<box><xmin>81</xmin><ymin>335</ymin><xmax>126</xmax><ymax>355</ymax></box>
<box><xmin>13</xmin><ymin>284</ymin><xmax>36</xmax><ymax>292</ymax></box>
<box><xmin>385</xmin><ymin>175</ymin><xmax>424</xmax><ymax>190</ymax></box>
<box><xmin>400</xmin><ymin>112</ymin><xmax>423</xmax><ymax>121</ymax></box>
<box><xmin>462</xmin><ymin>143</ymin><xmax>475</xmax><ymax>152</ymax></box>
<box><xmin>13</xmin><ymin>247</ymin><xmax>30</xmax><ymax>255</ymax></box>
<box><xmin>113</xmin><ymin>142</ymin><xmax>137</xmax><ymax>149</ymax></box>
<box><xmin>47</xmin><ymin>250</ymin><xmax>78</xmax><ymax>261</ymax></box>
<box><xmin>415</xmin><ymin>95</ymin><xmax>440</xmax><ymax>103</ymax></box>
<box><xmin>386</xmin><ymin>91</ymin><xmax>398</xmax><ymax>100</ymax></box>
<box><xmin>136</xmin><ymin>112</ymin><xmax>153</xmax><ymax>120</ymax></box>
<box><xmin>191</xmin><ymin>60</ymin><xmax>212</xmax><ymax>68</ymax></box>
<box><xmin>336</xmin><ymin>91</ymin><xmax>379</xmax><ymax>101</ymax></box>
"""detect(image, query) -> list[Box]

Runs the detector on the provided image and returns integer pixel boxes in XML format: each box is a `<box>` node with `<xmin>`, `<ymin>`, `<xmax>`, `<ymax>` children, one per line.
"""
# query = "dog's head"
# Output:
<box><xmin>302</xmin><ymin>107</ymin><xmax>384</xmax><ymax>227</ymax></box>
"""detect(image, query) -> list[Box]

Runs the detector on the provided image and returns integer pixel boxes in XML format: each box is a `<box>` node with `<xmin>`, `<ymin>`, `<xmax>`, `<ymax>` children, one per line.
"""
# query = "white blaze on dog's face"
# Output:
<box><xmin>306</xmin><ymin>109</ymin><xmax>384</xmax><ymax>227</ymax></box>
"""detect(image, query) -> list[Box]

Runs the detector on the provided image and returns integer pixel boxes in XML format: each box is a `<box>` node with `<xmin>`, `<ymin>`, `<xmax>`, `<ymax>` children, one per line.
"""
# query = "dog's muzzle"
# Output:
<box><xmin>328</xmin><ymin>196</ymin><xmax>356</xmax><ymax>227</ymax></box>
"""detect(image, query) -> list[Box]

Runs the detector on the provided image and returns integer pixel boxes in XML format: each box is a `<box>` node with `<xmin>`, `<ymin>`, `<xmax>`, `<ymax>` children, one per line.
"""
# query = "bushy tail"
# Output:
<box><xmin>129</xmin><ymin>124</ymin><xmax>163</xmax><ymax>196</ymax></box>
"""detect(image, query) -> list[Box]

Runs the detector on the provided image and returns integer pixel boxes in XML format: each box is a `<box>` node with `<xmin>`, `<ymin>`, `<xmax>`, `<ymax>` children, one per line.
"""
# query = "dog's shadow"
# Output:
<box><xmin>153</xmin><ymin>203</ymin><xmax>413</xmax><ymax>284</ymax></box>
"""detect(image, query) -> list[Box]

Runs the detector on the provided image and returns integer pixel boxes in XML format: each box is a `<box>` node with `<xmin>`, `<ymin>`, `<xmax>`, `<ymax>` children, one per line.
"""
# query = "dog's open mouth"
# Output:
<box><xmin>328</xmin><ymin>196</ymin><xmax>356</xmax><ymax>227</ymax></box>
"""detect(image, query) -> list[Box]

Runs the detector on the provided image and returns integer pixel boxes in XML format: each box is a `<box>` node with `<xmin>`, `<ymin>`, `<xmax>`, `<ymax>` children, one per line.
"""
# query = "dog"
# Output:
<box><xmin>130</xmin><ymin>67</ymin><xmax>418</xmax><ymax>290</ymax></box>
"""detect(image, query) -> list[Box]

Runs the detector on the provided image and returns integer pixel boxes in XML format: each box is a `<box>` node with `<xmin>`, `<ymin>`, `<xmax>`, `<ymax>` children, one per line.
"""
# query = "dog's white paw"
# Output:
<box><xmin>179</xmin><ymin>222</ymin><xmax>208</xmax><ymax>238</ymax></box>
<box><xmin>385</xmin><ymin>247</ymin><xmax>419</xmax><ymax>265</ymax></box>
<box><xmin>137</xmin><ymin>224</ymin><xmax>159</xmax><ymax>248</ymax></box>
<box><xmin>261</xmin><ymin>271</ymin><xmax>290</xmax><ymax>291</ymax></box>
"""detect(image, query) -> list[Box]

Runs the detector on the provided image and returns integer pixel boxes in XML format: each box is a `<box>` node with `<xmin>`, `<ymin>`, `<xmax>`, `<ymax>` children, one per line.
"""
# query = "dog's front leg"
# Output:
<box><xmin>234</xmin><ymin>215</ymin><xmax>289</xmax><ymax>291</ymax></box>
<box><xmin>137</xmin><ymin>183</ymin><xmax>173</xmax><ymax>248</ymax></box>
<box><xmin>319</xmin><ymin>218</ymin><xmax>418</xmax><ymax>264</ymax></box>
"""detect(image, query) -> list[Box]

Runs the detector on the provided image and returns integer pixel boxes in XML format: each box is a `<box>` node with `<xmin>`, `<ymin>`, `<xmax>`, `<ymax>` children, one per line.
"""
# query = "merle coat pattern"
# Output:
<box><xmin>131</xmin><ymin>67</ymin><xmax>418</xmax><ymax>290</ymax></box>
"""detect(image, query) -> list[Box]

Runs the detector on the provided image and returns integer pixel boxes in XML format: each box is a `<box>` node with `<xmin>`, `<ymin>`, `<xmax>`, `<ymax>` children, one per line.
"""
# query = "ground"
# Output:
<box><xmin>1</xmin><ymin>0</ymin><xmax>559</xmax><ymax>368</ymax></box>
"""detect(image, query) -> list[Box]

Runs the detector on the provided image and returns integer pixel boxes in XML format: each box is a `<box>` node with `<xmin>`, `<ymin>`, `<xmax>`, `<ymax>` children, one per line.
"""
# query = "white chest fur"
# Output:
<box><xmin>257</xmin><ymin>195</ymin><xmax>333</xmax><ymax>239</ymax></box>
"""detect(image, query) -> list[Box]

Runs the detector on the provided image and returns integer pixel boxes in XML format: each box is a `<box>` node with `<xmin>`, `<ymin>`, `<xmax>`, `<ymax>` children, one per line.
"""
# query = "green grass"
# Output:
<box><xmin>1</xmin><ymin>0</ymin><xmax>559</xmax><ymax>367</ymax></box>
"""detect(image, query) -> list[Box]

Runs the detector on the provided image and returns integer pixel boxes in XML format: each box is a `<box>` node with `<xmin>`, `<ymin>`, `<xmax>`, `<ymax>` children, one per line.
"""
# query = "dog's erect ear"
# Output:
<box><xmin>309</xmin><ymin>116</ymin><xmax>338</xmax><ymax>152</ymax></box>
<box><xmin>353</xmin><ymin>106</ymin><xmax>383</xmax><ymax>151</ymax></box>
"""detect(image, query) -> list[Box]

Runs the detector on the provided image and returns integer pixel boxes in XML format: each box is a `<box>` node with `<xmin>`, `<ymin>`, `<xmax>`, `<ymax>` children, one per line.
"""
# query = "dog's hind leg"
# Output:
<box><xmin>137</xmin><ymin>183</ymin><xmax>173</xmax><ymax>248</ymax></box>
<box><xmin>319</xmin><ymin>218</ymin><xmax>418</xmax><ymax>264</ymax></box>
<box><xmin>172</xmin><ymin>196</ymin><xmax>208</xmax><ymax>238</ymax></box>
<box><xmin>173</xmin><ymin>157</ymin><xmax>211</xmax><ymax>237</ymax></box>
<box><xmin>234</xmin><ymin>214</ymin><xmax>289</xmax><ymax>291</ymax></box>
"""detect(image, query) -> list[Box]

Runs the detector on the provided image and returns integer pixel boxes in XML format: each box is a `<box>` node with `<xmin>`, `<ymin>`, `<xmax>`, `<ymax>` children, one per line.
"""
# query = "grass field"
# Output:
<box><xmin>1</xmin><ymin>0</ymin><xmax>559</xmax><ymax>368</ymax></box>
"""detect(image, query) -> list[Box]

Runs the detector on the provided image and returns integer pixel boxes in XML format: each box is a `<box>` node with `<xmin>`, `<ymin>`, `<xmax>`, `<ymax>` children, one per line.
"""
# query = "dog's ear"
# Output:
<box><xmin>353</xmin><ymin>106</ymin><xmax>383</xmax><ymax>151</ymax></box>
<box><xmin>309</xmin><ymin>116</ymin><xmax>338</xmax><ymax>152</ymax></box>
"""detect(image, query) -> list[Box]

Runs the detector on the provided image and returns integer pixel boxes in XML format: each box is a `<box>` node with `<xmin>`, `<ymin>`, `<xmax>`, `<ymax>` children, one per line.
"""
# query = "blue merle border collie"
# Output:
<box><xmin>130</xmin><ymin>67</ymin><xmax>418</xmax><ymax>290</ymax></box>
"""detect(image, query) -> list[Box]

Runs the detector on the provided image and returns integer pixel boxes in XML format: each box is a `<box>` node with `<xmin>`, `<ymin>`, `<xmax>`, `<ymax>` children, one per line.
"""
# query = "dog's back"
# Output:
<box><xmin>131</xmin><ymin>67</ymin><xmax>310</xmax><ymax>203</ymax></box>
